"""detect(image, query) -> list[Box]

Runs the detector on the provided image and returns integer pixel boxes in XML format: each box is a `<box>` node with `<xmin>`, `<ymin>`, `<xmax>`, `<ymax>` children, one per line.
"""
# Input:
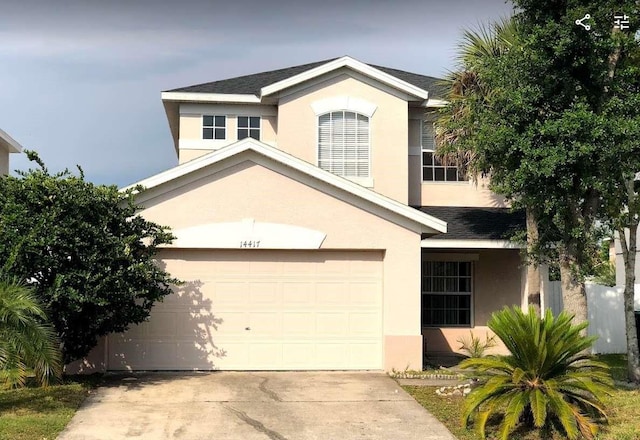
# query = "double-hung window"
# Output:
<box><xmin>237</xmin><ymin>116</ymin><xmax>260</xmax><ymax>140</ymax></box>
<box><xmin>422</xmin><ymin>121</ymin><xmax>466</xmax><ymax>182</ymax></box>
<box><xmin>203</xmin><ymin>115</ymin><xmax>226</xmax><ymax>140</ymax></box>
<box><xmin>422</xmin><ymin>261</ymin><xmax>473</xmax><ymax>326</ymax></box>
<box><xmin>318</xmin><ymin>111</ymin><xmax>370</xmax><ymax>178</ymax></box>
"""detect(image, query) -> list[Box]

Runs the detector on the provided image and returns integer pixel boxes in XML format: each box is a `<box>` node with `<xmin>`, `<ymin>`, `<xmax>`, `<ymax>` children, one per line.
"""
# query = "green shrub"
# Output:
<box><xmin>460</xmin><ymin>306</ymin><xmax>612</xmax><ymax>440</ymax></box>
<box><xmin>457</xmin><ymin>331</ymin><xmax>498</xmax><ymax>358</ymax></box>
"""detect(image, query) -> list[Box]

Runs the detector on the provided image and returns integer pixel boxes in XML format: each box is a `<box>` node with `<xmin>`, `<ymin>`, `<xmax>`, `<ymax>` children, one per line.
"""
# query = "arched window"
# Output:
<box><xmin>318</xmin><ymin>111</ymin><xmax>370</xmax><ymax>178</ymax></box>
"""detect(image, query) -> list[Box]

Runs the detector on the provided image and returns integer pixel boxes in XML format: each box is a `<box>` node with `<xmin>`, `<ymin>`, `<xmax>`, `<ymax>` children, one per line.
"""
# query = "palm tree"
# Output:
<box><xmin>460</xmin><ymin>306</ymin><xmax>612</xmax><ymax>440</ymax></box>
<box><xmin>434</xmin><ymin>19</ymin><xmax>544</xmax><ymax>315</ymax></box>
<box><xmin>0</xmin><ymin>277</ymin><xmax>62</xmax><ymax>387</ymax></box>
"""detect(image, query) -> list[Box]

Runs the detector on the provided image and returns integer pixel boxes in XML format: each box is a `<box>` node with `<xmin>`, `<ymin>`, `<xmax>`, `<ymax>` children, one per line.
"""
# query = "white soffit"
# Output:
<box><xmin>0</xmin><ymin>129</ymin><xmax>23</xmax><ymax>153</ymax></box>
<box><xmin>123</xmin><ymin>138</ymin><xmax>447</xmax><ymax>234</ymax></box>
<box><xmin>161</xmin><ymin>92</ymin><xmax>261</xmax><ymax>103</ymax></box>
<box><xmin>261</xmin><ymin>56</ymin><xmax>430</xmax><ymax>100</ymax></box>
<box><xmin>421</xmin><ymin>239</ymin><xmax>524</xmax><ymax>249</ymax></box>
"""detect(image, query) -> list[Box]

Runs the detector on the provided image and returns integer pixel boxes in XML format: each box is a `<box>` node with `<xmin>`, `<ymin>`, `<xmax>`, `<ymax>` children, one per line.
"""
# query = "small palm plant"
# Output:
<box><xmin>460</xmin><ymin>306</ymin><xmax>612</xmax><ymax>440</ymax></box>
<box><xmin>0</xmin><ymin>277</ymin><xmax>62</xmax><ymax>388</ymax></box>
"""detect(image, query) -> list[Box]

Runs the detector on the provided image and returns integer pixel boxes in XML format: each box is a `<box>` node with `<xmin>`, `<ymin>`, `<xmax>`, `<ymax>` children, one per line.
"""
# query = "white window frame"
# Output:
<box><xmin>421</xmin><ymin>260</ymin><xmax>474</xmax><ymax>327</ymax></box>
<box><xmin>202</xmin><ymin>115</ymin><xmax>226</xmax><ymax>140</ymax></box>
<box><xmin>237</xmin><ymin>116</ymin><xmax>261</xmax><ymax>141</ymax></box>
<box><xmin>316</xmin><ymin>110</ymin><xmax>372</xmax><ymax>183</ymax></box>
<box><xmin>421</xmin><ymin>121</ymin><xmax>467</xmax><ymax>183</ymax></box>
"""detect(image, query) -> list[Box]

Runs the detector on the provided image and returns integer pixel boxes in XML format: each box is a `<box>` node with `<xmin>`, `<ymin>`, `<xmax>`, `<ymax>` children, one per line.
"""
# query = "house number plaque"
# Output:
<box><xmin>239</xmin><ymin>240</ymin><xmax>261</xmax><ymax>248</ymax></box>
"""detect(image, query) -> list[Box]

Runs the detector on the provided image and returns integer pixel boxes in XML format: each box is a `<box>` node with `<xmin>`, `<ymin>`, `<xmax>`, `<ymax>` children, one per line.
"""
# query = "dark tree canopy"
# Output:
<box><xmin>0</xmin><ymin>152</ymin><xmax>179</xmax><ymax>363</ymax></box>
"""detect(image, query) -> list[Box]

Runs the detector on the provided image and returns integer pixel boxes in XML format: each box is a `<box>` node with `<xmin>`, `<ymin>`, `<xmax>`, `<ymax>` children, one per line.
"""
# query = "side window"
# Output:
<box><xmin>421</xmin><ymin>121</ymin><xmax>466</xmax><ymax>182</ymax></box>
<box><xmin>238</xmin><ymin>116</ymin><xmax>260</xmax><ymax>140</ymax></box>
<box><xmin>203</xmin><ymin>115</ymin><xmax>226</xmax><ymax>140</ymax></box>
<box><xmin>422</xmin><ymin>261</ymin><xmax>473</xmax><ymax>327</ymax></box>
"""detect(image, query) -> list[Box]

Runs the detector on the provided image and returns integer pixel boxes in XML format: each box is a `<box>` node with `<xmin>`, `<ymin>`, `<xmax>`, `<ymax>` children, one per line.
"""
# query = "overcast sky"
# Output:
<box><xmin>1</xmin><ymin>0</ymin><xmax>513</xmax><ymax>186</ymax></box>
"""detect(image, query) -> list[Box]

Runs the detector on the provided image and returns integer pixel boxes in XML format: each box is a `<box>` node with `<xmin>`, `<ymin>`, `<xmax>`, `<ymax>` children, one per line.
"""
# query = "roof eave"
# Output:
<box><xmin>0</xmin><ymin>129</ymin><xmax>23</xmax><ymax>153</ymax></box>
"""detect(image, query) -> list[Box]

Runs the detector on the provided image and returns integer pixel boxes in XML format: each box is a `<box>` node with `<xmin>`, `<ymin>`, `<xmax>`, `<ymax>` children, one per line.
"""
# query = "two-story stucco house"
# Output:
<box><xmin>0</xmin><ymin>128</ymin><xmax>23</xmax><ymax>176</ymax></box>
<box><xmin>99</xmin><ymin>56</ymin><xmax>527</xmax><ymax>372</ymax></box>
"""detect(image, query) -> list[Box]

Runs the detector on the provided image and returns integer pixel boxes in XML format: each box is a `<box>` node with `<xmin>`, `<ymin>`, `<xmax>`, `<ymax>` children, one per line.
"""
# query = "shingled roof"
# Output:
<box><xmin>417</xmin><ymin>206</ymin><xmax>526</xmax><ymax>241</ymax></box>
<box><xmin>167</xmin><ymin>58</ymin><xmax>445</xmax><ymax>99</ymax></box>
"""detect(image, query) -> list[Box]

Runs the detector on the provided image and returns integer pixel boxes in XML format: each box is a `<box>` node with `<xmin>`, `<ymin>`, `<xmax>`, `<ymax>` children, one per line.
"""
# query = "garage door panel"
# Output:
<box><xmin>109</xmin><ymin>250</ymin><xmax>382</xmax><ymax>371</ymax></box>
<box><xmin>145</xmin><ymin>312</ymin><xmax>178</xmax><ymax>338</ymax></box>
<box><xmin>350</xmin><ymin>313</ymin><xmax>381</xmax><ymax>336</ymax></box>
<box><xmin>249</xmin><ymin>283</ymin><xmax>279</xmax><ymax>303</ymax></box>
<box><xmin>282</xmin><ymin>282</ymin><xmax>315</xmax><ymax>304</ymax></box>
<box><xmin>215</xmin><ymin>312</ymin><xmax>247</xmax><ymax>336</ymax></box>
<box><xmin>282</xmin><ymin>313</ymin><xmax>314</xmax><ymax>335</ymax></box>
<box><xmin>350</xmin><ymin>283</ymin><xmax>382</xmax><ymax>305</ymax></box>
<box><xmin>316</xmin><ymin>313</ymin><xmax>348</xmax><ymax>336</ymax></box>
<box><xmin>248</xmin><ymin>312</ymin><xmax>281</xmax><ymax>337</ymax></box>
<box><xmin>214</xmin><ymin>283</ymin><xmax>248</xmax><ymax>305</ymax></box>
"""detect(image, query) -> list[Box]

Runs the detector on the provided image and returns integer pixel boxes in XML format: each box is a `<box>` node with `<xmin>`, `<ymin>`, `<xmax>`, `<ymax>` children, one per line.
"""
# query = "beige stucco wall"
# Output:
<box><xmin>131</xmin><ymin>156</ymin><xmax>423</xmax><ymax>370</ymax></box>
<box><xmin>420</xmin><ymin>178</ymin><xmax>507</xmax><ymax>207</ymax></box>
<box><xmin>277</xmin><ymin>71</ymin><xmax>409</xmax><ymax>204</ymax></box>
<box><xmin>422</xmin><ymin>249</ymin><xmax>524</xmax><ymax>355</ymax></box>
<box><xmin>177</xmin><ymin>104</ymin><xmax>278</xmax><ymax>164</ymax></box>
<box><xmin>0</xmin><ymin>147</ymin><xmax>8</xmax><ymax>175</ymax></box>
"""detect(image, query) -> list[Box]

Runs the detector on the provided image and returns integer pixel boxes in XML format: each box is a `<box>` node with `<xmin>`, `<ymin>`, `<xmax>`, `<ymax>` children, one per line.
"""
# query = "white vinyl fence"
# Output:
<box><xmin>546</xmin><ymin>281</ymin><xmax>640</xmax><ymax>354</ymax></box>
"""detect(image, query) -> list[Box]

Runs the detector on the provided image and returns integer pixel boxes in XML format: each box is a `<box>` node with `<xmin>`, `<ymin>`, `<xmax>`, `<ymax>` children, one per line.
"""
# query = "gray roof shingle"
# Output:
<box><xmin>418</xmin><ymin>206</ymin><xmax>525</xmax><ymax>241</ymax></box>
<box><xmin>166</xmin><ymin>58</ymin><xmax>445</xmax><ymax>99</ymax></box>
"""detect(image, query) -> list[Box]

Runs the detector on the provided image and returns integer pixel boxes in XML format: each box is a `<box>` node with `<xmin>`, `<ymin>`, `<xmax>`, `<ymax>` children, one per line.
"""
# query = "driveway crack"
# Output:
<box><xmin>258</xmin><ymin>377</ymin><xmax>282</xmax><ymax>402</ymax></box>
<box><xmin>222</xmin><ymin>404</ymin><xmax>289</xmax><ymax>440</ymax></box>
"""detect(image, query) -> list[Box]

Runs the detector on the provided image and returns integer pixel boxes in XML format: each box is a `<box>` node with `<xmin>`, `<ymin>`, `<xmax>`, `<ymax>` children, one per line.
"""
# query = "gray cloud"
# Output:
<box><xmin>1</xmin><ymin>0</ymin><xmax>512</xmax><ymax>186</ymax></box>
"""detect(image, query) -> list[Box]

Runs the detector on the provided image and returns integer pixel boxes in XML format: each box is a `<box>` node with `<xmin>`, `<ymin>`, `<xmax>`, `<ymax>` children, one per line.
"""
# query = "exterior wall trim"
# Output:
<box><xmin>421</xmin><ymin>239</ymin><xmax>524</xmax><ymax>249</ymax></box>
<box><xmin>165</xmin><ymin>219</ymin><xmax>327</xmax><ymax>249</ymax></box>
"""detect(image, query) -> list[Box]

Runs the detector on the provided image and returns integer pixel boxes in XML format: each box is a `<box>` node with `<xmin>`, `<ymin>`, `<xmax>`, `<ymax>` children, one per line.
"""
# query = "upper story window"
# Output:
<box><xmin>422</xmin><ymin>121</ymin><xmax>467</xmax><ymax>182</ymax></box>
<box><xmin>203</xmin><ymin>116</ymin><xmax>226</xmax><ymax>140</ymax></box>
<box><xmin>238</xmin><ymin>116</ymin><xmax>260</xmax><ymax>140</ymax></box>
<box><xmin>318</xmin><ymin>111</ymin><xmax>370</xmax><ymax>178</ymax></box>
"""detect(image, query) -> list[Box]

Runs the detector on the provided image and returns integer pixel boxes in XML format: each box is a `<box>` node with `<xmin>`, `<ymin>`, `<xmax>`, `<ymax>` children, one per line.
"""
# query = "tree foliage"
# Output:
<box><xmin>437</xmin><ymin>1</ymin><xmax>640</xmax><ymax>330</ymax></box>
<box><xmin>0</xmin><ymin>152</ymin><xmax>179</xmax><ymax>363</ymax></box>
<box><xmin>0</xmin><ymin>276</ymin><xmax>62</xmax><ymax>388</ymax></box>
<box><xmin>460</xmin><ymin>306</ymin><xmax>613</xmax><ymax>440</ymax></box>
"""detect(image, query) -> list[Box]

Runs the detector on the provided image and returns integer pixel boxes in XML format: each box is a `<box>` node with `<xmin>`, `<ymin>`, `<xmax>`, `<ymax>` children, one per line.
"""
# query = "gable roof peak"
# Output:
<box><xmin>164</xmin><ymin>56</ymin><xmax>445</xmax><ymax>100</ymax></box>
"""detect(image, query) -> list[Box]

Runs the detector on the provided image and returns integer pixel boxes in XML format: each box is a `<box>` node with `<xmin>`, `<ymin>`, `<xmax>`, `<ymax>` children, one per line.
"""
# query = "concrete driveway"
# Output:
<box><xmin>57</xmin><ymin>372</ymin><xmax>456</xmax><ymax>440</ymax></box>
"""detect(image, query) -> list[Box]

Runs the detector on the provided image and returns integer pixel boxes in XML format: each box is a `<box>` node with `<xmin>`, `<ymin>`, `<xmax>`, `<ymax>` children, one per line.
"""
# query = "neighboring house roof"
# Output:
<box><xmin>123</xmin><ymin>138</ymin><xmax>447</xmax><ymax>235</ymax></box>
<box><xmin>417</xmin><ymin>206</ymin><xmax>525</xmax><ymax>248</ymax></box>
<box><xmin>166</xmin><ymin>56</ymin><xmax>445</xmax><ymax>100</ymax></box>
<box><xmin>0</xmin><ymin>129</ymin><xmax>23</xmax><ymax>153</ymax></box>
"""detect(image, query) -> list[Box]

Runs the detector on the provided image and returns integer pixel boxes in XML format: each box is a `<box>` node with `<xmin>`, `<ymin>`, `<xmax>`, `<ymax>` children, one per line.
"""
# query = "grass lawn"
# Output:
<box><xmin>404</xmin><ymin>354</ymin><xmax>640</xmax><ymax>440</ymax></box>
<box><xmin>0</xmin><ymin>376</ymin><xmax>100</xmax><ymax>440</ymax></box>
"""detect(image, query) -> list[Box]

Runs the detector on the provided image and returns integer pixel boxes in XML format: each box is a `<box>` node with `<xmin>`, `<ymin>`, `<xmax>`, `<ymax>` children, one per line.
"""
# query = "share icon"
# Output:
<box><xmin>575</xmin><ymin>14</ymin><xmax>591</xmax><ymax>31</ymax></box>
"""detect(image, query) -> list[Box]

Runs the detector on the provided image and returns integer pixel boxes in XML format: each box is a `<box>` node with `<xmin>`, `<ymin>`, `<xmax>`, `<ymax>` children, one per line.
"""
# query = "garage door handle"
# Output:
<box><xmin>245</xmin><ymin>327</ymin><xmax>251</xmax><ymax>331</ymax></box>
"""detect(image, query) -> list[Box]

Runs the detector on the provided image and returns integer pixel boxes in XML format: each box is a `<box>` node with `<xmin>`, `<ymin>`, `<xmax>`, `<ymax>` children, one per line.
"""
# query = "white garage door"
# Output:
<box><xmin>108</xmin><ymin>250</ymin><xmax>383</xmax><ymax>370</ymax></box>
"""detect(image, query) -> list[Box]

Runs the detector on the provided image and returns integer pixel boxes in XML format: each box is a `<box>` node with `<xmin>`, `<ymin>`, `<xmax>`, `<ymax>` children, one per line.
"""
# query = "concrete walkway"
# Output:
<box><xmin>58</xmin><ymin>371</ymin><xmax>456</xmax><ymax>440</ymax></box>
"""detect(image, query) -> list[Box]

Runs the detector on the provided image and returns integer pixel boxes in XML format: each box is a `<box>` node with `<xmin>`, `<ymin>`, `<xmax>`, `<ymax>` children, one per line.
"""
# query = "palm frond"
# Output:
<box><xmin>0</xmin><ymin>277</ymin><xmax>62</xmax><ymax>388</ymax></box>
